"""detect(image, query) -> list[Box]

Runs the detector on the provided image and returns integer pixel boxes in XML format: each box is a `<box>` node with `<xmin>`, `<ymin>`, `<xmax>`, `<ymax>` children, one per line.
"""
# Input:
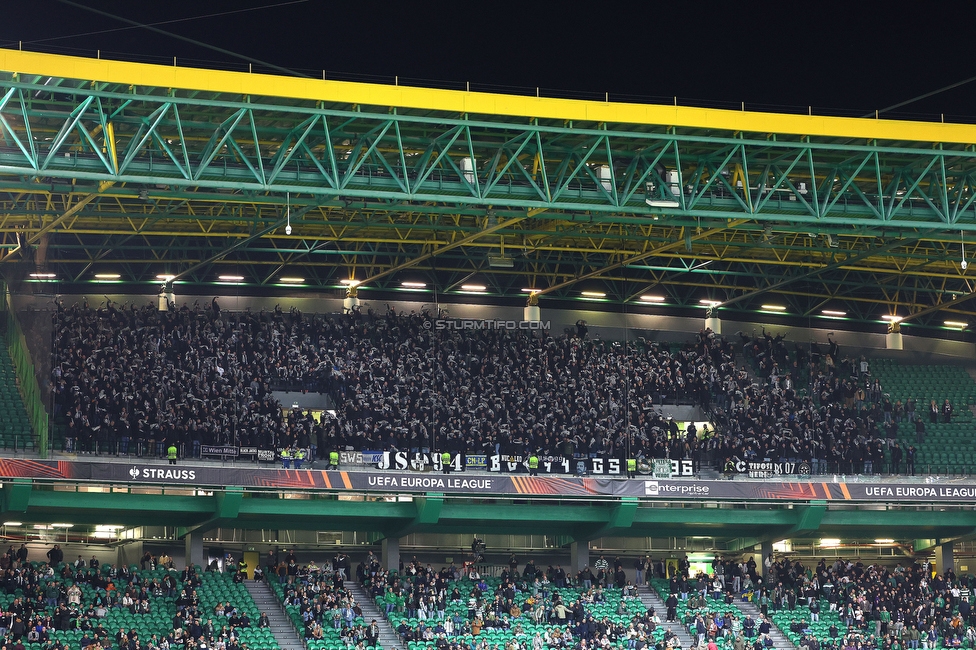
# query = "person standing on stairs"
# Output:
<box><xmin>366</xmin><ymin>620</ymin><xmax>380</xmax><ymax>647</ymax></box>
<box><xmin>665</xmin><ymin>593</ymin><xmax>678</xmax><ymax>622</ymax></box>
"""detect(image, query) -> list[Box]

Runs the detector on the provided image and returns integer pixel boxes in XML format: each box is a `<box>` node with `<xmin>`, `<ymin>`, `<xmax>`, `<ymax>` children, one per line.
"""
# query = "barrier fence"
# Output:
<box><xmin>3</xmin><ymin>288</ymin><xmax>48</xmax><ymax>457</ymax></box>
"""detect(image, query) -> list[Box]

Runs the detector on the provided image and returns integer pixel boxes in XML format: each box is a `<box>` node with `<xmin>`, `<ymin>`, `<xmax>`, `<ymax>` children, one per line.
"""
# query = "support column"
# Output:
<box><xmin>570</xmin><ymin>541</ymin><xmax>589</xmax><ymax>572</ymax></box>
<box><xmin>159</xmin><ymin>286</ymin><xmax>175</xmax><ymax>311</ymax></box>
<box><xmin>343</xmin><ymin>287</ymin><xmax>360</xmax><ymax>313</ymax></box>
<box><xmin>935</xmin><ymin>541</ymin><xmax>954</xmax><ymax>576</ymax></box>
<box><xmin>382</xmin><ymin>537</ymin><xmax>400</xmax><ymax>573</ymax></box>
<box><xmin>524</xmin><ymin>293</ymin><xmax>540</xmax><ymax>323</ymax></box>
<box><xmin>184</xmin><ymin>533</ymin><xmax>204</xmax><ymax>570</ymax></box>
<box><xmin>759</xmin><ymin>541</ymin><xmax>773</xmax><ymax>581</ymax></box>
<box><xmin>886</xmin><ymin>322</ymin><xmax>903</xmax><ymax>350</ymax></box>
<box><xmin>705</xmin><ymin>317</ymin><xmax>721</xmax><ymax>334</ymax></box>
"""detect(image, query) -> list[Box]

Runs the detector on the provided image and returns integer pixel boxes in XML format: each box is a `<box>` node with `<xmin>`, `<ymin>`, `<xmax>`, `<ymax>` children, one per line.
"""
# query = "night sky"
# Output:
<box><xmin>3</xmin><ymin>0</ymin><xmax>976</xmax><ymax>122</ymax></box>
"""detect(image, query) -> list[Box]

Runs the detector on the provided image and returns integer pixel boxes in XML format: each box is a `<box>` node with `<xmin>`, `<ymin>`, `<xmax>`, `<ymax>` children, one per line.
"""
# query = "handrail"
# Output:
<box><xmin>2</xmin><ymin>287</ymin><xmax>48</xmax><ymax>457</ymax></box>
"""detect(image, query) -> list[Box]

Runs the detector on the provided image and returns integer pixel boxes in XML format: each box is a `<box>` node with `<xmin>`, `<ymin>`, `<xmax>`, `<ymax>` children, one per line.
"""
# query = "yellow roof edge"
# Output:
<box><xmin>3</xmin><ymin>47</ymin><xmax>976</xmax><ymax>145</ymax></box>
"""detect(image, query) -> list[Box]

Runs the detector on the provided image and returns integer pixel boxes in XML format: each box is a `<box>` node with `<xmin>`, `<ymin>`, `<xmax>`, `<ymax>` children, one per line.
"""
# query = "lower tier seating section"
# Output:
<box><xmin>270</xmin><ymin>570</ymin><xmax>370</xmax><ymax>650</ymax></box>
<box><xmin>367</xmin><ymin>567</ymin><xmax>653</xmax><ymax>650</ymax></box>
<box><xmin>763</xmin><ymin>557</ymin><xmax>971</xmax><ymax>650</ymax></box>
<box><xmin>649</xmin><ymin>578</ymin><xmax>748</xmax><ymax>642</ymax></box>
<box><xmin>198</xmin><ymin>570</ymin><xmax>279</xmax><ymax>650</ymax></box>
<box><xmin>0</xmin><ymin>335</ymin><xmax>33</xmax><ymax>450</ymax></box>
<box><xmin>0</xmin><ymin>559</ymin><xmax>275</xmax><ymax>650</ymax></box>
<box><xmin>16</xmin><ymin>565</ymin><xmax>175</xmax><ymax>650</ymax></box>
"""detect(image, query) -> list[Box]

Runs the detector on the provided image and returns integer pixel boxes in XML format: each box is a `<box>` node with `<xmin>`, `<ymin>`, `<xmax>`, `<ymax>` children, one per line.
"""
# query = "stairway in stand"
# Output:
<box><xmin>734</xmin><ymin>599</ymin><xmax>797</xmax><ymax>650</ymax></box>
<box><xmin>245</xmin><ymin>579</ymin><xmax>307</xmax><ymax>650</ymax></box>
<box><xmin>346</xmin><ymin>580</ymin><xmax>406</xmax><ymax>650</ymax></box>
<box><xmin>638</xmin><ymin>585</ymin><xmax>697</xmax><ymax>649</ymax></box>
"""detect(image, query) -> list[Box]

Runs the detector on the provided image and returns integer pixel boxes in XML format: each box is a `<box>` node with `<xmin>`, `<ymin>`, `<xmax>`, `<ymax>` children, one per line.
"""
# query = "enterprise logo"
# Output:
<box><xmin>644</xmin><ymin>480</ymin><xmax>710</xmax><ymax>496</ymax></box>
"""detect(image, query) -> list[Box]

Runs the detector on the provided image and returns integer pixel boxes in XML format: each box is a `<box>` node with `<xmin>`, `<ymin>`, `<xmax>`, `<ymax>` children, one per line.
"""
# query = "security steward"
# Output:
<box><xmin>294</xmin><ymin>447</ymin><xmax>307</xmax><ymax>470</ymax></box>
<box><xmin>281</xmin><ymin>447</ymin><xmax>292</xmax><ymax>469</ymax></box>
<box><xmin>441</xmin><ymin>451</ymin><xmax>451</xmax><ymax>474</ymax></box>
<box><xmin>329</xmin><ymin>450</ymin><xmax>340</xmax><ymax>470</ymax></box>
<box><xmin>626</xmin><ymin>457</ymin><xmax>636</xmax><ymax>478</ymax></box>
<box><xmin>723</xmin><ymin>457</ymin><xmax>737</xmax><ymax>479</ymax></box>
<box><xmin>167</xmin><ymin>443</ymin><xmax>178</xmax><ymax>465</ymax></box>
<box><xmin>528</xmin><ymin>453</ymin><xmax>540</xmax><ymax>476</ymax></box>
<box><xmin>235</xmin><ymin>557</ymin><xmax>247</xmax><ymax>583</ymax></box>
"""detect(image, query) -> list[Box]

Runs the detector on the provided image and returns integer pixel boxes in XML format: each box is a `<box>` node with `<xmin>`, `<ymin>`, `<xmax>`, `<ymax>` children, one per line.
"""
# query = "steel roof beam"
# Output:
<box><xmin>707</xmin><ymin>236</ymin><xmax>924</xmax><ymax>309</ymax></box>
<box><xmin>168</xmin><ymin>203</ymin><xmax>315</xmax><ymax>283</ymax></box>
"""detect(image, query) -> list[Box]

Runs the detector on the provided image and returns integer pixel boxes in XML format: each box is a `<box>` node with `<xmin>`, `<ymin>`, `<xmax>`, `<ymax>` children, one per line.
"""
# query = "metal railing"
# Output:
<box><xmin>3</xmin><ymin>288</ymin><xmax>48</xmax><ymax>457</ymax></box>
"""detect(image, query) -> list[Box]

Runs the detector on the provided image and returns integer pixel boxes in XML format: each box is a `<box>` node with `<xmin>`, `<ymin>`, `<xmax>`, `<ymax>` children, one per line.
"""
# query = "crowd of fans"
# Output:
<box><xmin>49</xmin><ymin>299</ymin><xmax>733</xmax><ymax>461</ymax></box>
<box><xmin>0</xmin><ymin>543</ymin><xmax>264</xmax><ymax>650</ymax></box>
<box><xmin>706</xmin><ymin>331</ymin><xmax>926</xmax><ymax>475</ymax></box>
<box><xmin>358</xmin><ymin>553</ymin><xmax>676</xmax><ymax>650</ymax></box>
<box><xmin>757</xmin><ymin>555</ymin><xmax>976</xmax><ymax>650</ymax></box>
<box><xmin>51</xmin><ymin>299</ymin><xmax>946</xmax><ymax>474</ymax></box>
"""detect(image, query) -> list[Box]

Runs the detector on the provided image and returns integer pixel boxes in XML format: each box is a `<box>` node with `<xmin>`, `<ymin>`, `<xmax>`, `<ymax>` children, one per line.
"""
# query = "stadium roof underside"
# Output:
<box><xmin>3</xmin><ymin>50</ymin><xmax>976</xmax><ymax>329</ymax></box>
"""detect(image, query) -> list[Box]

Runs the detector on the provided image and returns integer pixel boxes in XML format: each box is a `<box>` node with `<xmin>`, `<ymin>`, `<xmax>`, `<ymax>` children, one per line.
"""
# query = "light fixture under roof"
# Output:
<box><xmin>279</xmin><ymin>276</ymin><xmax>305</xmax><ymax>283</ymax></box>
<box><xmin>581</xmin><ymin>291</ymin><xmax>606</xmax><ymax>298</ymax></box>
<box><xmin>156</xmin><ymin>274</ymin><xmax>176</xmax><ymax>281</ymax></box>
<box><xmin>94</xmin><ymin>273</ymin><xmax>121</xmax><ymax>280</ymax></box>
<box><xmin>821</xmin><ymin>310</ymin><xmax>847</xmax><ymax>317</ymax></box>
<box><xmin>640</xmin><ymin>295</ymin><xmax>665</xmax><ymax>302</ymax></box>
<box><xmin>818</xmin><ymin>538</ymin><xmax>841</xmax><ymax>547</ymax></box>
<box><xmin>881</xmin><ymin>314</ymin><xmax>903</xmax><ymax>322</ymax></box>
<box><xmin>29</xmin><ymin>272</ymin><xmax>56</xmax><ymax>278</ymax></box>
<box><xmin>218</xmin><ymin>275</ymin><xmax>245</xmax><ymax>282</ymax></box>
<box><xmin>460</xmin><ymin>284</ymin><xmax>487</xmax><ymax>292</ymax></box>
<box><xmin>50</xmin><ymin>523</ymin><xmax>73</xmax><ymax>528</ymax></box>
<box><xmin>521</xmin><ymin>288</ymin><xmax>541</xmax><ymax>293</ymax></box>
<box><xmin>401</xmin><ymin>281</ymin><xmax>427</xmax><ymax>288</ymax></box>
<box><xmin>699</xmin><ymin>299</ymin><xmax>721</xmax><ymax>307</ymax></box>
<box><xmin>944</xmin><ymin>320</ymin><xmax>969</xmax><ymax>329</ymax></box>
<box><xmin>761</xmin><ymin>304</ymin><xmax>786</xmax><ymax>312</ymax></box>
<box><xmin>339</xmin><ymin>279</ymin><xmax>360</xmax><ymax>286</ymax></box>
<box><xmin>874</xmin><ymin>538</ymin><xmax>895</xmax><ymax>544</ymax></box>
<box><xmin>3</xmin><ymin>522</ymin><xmax>22</xmax><ymax>527</ymax></box>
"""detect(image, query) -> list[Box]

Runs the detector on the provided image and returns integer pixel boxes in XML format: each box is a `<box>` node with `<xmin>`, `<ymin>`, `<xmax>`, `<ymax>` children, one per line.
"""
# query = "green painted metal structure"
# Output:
<box><xmin>0</xmin><ymin>50</ymin><xmax>975</xmax><ymax>328</ymax></box>
<box><xmin>3</xmin><ymin>480</ymin><xmax>974</xmax><ymax>551</ymax></box>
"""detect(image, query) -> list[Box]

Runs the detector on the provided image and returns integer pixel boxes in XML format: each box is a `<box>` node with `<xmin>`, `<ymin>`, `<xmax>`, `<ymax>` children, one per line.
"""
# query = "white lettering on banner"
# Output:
<box><xmin>377</xmin><ymin>451</ymin><xmax>445</xmax><ymax>471</ymax></box>
<box><xmin>339</xmin><ymin>451</ymin><xmax>363</xmax><ymax>465</ymax></box>
<box><xmin>864</xmin><ymin>486</ymin><xmax>976</xmax><ymax>499</ymax></box>
<box><xmin>366</xmin><ymin>475</ymin><xmax>493</xmax><ymax>490</ymax></box>
<box><xmin>128</xmin><ymin>467</ymin><xmax>197</xmax><ymax>481</ymax></box>
<box><xmin>542</xmin><ymin>459</ymin><xmax>571</xmax><ymax>473</ymax></box>
<box><xmin>671</xmin><ymin>460</ymin><xmax>694</xmax><ymax>476</ymax></box>
<box><xmin>643</xmin><ymin>480</ymin><xmax>709</xmax><ymax>496</ymax></box>
<box><xmin>483</xmin><ymin>455</ymin><xmax>688</xmax><ymax>476</ymax></box>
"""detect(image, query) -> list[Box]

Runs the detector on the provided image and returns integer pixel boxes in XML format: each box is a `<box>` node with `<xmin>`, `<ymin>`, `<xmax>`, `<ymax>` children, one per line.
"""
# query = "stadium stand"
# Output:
<box><xmin>363</xmin><ymin>556</ymin><xmax>664</xmax><ymax>650</ymax></box>
<box><xmin>49</xmin><ymin>298</ymin><xmax>976</xmax><ymax>476</ymax></box>
<box><xmin>50</xmin><ymin>301</ymin><xmax>731</xmax><ymax>462</ymax></box>
<box><xmin>747</xmin><ymin>556</ymin><xmax>972</xmax><ymax>650</ymax></box>
<box><xmin>0</xmin><ymin>546</ymin><xmax>274</xmax><ymax>650</ymax></box>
